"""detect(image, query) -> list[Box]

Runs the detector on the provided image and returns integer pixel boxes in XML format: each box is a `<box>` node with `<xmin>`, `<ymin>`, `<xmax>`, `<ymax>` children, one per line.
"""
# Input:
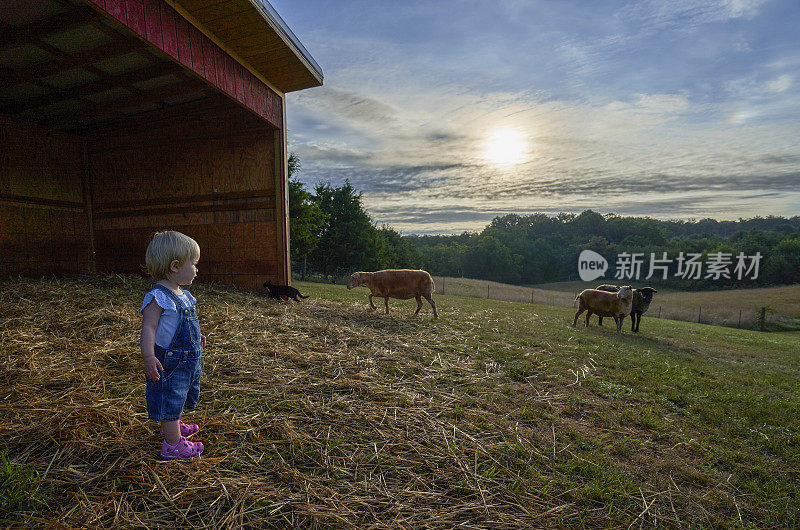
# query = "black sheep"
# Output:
<box><xmin>595</xmin><ymin>285</ymin><xmax>658</xmax><ymax>332</ymax></box>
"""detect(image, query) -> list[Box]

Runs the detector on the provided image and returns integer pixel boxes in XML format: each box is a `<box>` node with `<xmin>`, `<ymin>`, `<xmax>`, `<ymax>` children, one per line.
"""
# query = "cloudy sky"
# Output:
<box><xmin>271</xmin><ymin>0</ymin><xmax>800</xmax><ymax>234</ymax></box>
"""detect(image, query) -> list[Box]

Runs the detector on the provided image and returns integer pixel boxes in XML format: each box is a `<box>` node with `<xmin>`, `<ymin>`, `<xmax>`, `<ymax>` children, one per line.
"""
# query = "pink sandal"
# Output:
<box><xmin>161</xmin><ymin>421</ymin><xmax>199</xmax><ymax>438</ymax></box>
<box><xmin>160</xmin><ymin>436</ymin><xmax>204</xmax><ymax>460</ymax></box>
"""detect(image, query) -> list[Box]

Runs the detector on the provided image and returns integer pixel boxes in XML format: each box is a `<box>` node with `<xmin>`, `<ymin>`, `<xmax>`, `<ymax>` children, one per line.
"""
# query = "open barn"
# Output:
<box><xmin>0</xmin><ymin>0</ymin><xmax>322</xmax><ymax>289</ymax></box>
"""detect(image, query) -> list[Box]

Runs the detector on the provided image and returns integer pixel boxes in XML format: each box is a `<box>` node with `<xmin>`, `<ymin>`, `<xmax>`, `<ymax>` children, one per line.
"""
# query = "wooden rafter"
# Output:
<box><xmin>0</xmin><ymin>10</ymin><xmax>98</xmax><ymax>49</ymax></box>
<box><xmin>1</xmin><ymin>63</ymin><xmax>182</xmax><ymax>114</ymax></box>
<box><xmin>15</xmin><ymin>23</ymin><xmax>149</xmax><ymax>100</ymax></box>
<box><xmin>43</xmin><ymin>79</ymin><xmax>209</xmax><ymax>130</ymax></box>
<box><xmin>0</xmin><ymin>41</ymin><xmax>138</xmax><ymax>88</ymax></box>
<box><xmin>77</xmin><ymin>93</ymin><xmax>229</xmax><ymax>135</ymax></box>
<box><xmin>1</xmin><ymin>0</ymin><xmax>285</xmax><ymax>132</ymax></box>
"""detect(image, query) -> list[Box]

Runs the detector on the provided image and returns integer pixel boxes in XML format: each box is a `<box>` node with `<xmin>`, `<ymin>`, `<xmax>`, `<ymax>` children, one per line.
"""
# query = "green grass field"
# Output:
<box><xmin>1</xmin><ymin>275</ymin><xmax>798</xmax><ymax>527</ymax></box>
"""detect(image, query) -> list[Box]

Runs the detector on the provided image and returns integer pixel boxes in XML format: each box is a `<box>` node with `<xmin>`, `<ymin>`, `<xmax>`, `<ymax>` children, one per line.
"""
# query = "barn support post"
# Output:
<box><xmin>81</xmin><ymin>140</ymin><xmax>96</xmax><ymax>272</ymax></box>
<box><xmin>275</xmin><ymin>105</ymin><xmax>290</xmax><ymax>285</ymax></box>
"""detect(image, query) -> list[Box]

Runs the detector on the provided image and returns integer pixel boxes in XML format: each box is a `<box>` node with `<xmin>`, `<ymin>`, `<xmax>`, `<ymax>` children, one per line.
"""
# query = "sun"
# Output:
<box><xmin>482</xmin><ymin>128</ymin><xmax>527</xmax><ymax>167</ymax></box>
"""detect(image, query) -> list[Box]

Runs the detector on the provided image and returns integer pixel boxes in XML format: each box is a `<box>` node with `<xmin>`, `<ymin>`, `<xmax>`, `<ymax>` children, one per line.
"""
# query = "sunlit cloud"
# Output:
<box><xmin>767</xmin><ymin>75</ymin><xmax>793</xmax><ymax>93</ymax></box>
<box><xmin>277</xmin><ymin>0</ymin><xmax>800</xmax><ymax>233</ymax></box>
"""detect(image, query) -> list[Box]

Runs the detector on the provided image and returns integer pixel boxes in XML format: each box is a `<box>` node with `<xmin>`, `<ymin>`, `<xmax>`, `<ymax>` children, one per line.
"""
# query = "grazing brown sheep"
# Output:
<box><xmin>595</xmin><ymin>284</ymin><xmax>658</xmax><ymax>332</ymax></box>
<box><xmin>347</xmin><ymin>269</ymin><xmax>438</xmax><ymax>318</ymax></box>
<box><xmin>596</xmin><ymin>284</ymin><xmax>622</xmax><ymax>292</ymax></box>
<box><xmin>573</xmin><ymin>286</ymin><xmax>633</xmax><ymax>333</ymax></box>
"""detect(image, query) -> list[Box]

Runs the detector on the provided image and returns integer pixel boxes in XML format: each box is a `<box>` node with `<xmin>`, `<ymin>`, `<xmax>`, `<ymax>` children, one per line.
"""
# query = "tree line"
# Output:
<box><xmin>288</xmin><ymin>155</ymin><xmax>423</xmax><ymax>280</ymax></box>
<box><xmin>407</xmin><ymin>211</ymin><xmax>800</xmax><ymax>289</ymax></box>
<box><xmin>288</xmin><ymin>156</ymin><xmax>800</xmax><ymax>289</ymax></box>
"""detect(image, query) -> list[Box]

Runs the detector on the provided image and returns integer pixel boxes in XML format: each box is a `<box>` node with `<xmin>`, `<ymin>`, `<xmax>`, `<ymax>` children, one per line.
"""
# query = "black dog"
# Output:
<box><xmin>263</xmin><ymin>281</ymin><xmax>309</xmax><ymax>302</ymax></box>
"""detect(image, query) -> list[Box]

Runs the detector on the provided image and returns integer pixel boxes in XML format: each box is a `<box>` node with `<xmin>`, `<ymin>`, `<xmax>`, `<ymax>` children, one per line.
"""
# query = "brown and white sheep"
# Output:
<box><xmin>347</xmin><ymin>269</ymin><xmax>438</xmax><ymax>318</ymax></box>
<box><xmin>595</xmin><ymin>284</ymin><xmax>658</xmax><ymax>332</ymax></box>
<box><xmin>573</xmin><ymin>286</ymin><xmax>633</xmax><ymax>333</ymax></box>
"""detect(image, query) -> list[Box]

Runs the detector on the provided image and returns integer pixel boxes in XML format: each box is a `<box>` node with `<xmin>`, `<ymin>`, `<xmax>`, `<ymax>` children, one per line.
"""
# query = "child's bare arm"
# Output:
<box><xmin>141</xmin><ymin>300</ymin><xmax>163</xmax><ymax>381</ymax></box>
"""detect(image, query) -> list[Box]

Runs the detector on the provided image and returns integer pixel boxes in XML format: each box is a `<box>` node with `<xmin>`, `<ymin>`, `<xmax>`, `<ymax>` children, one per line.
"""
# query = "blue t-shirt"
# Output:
<box><xmin>140</xmin><ymin>288</ymin><xmax>197</xmax><ymax>348</ymax></box>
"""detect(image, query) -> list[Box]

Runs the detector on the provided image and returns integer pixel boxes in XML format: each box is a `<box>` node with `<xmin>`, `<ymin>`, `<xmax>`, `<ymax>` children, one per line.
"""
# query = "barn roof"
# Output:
<box><xmin>173</xmin><ymin>0</ymin><xmax>323</xmax><ymax>93</ymax></box>
<box><xmin>0</xmin><ymin>0</ymin><xmax>321</xmax><ymax>134</ymax></box>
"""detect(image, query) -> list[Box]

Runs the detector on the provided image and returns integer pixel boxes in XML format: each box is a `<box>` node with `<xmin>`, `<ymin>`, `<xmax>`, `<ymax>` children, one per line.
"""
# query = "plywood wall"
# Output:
<box><xmin>0</xmin><ymin>118</ymin><xmax>91</xmax><ymax>275</ymax></box>
<box><xmin>1</xmin><ymin>0</ymin><xmax>291</xmax><ymax>289</ymax></box>
<box><xmin>87</xmin><ymin>106</ymin><xmax>283</xmax><ymax>289</ymax></box>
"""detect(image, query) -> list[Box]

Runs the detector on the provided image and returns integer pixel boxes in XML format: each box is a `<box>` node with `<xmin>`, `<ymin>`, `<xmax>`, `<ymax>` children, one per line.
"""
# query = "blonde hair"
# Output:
<box><xmin>145</xmin><ymin>231</ymin><xmax>200</xmax><ymax>280</ymax></box>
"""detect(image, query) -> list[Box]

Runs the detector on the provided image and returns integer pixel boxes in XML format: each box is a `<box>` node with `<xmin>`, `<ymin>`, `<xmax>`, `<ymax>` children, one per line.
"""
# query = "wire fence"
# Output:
<box><xmin>432</xmin><ymin>276</ymin><xmax>799</xmax><ymax>332</ymax></box>
<box><xmin>296</xmin><ymin>273</ymin><xmax>798</xmax><ymax>332</ymax></box>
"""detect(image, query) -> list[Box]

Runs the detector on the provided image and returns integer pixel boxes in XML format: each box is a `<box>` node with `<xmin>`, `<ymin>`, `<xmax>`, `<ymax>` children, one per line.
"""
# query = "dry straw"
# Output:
<box><xmin>1</xmin><ymin>274</ymin><xmax>732</xmax><ymax>527</ymax></box>
<box><xmin>0</xmin><ymin>274</ymin><xmax>567</xmax><ymax>527</ymax></box>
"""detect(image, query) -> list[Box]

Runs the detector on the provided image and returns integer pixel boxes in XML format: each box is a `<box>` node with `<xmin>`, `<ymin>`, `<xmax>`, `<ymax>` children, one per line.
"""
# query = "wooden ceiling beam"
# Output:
<box><xmin>0</xmin><ymin>10</ymin><xmax>98</xmax><ymax>49</ymax></box>
<box><xmin>179</xmin><ymin>0</ymin><xmax>232</xmax><ymax>11</ymax></box>
<box><xmin>74</xmin><ymin>94</ymin><xmax>229</xmax><ymax>136</ymax></box>
<box><xmin>41</xmin><ymin>79</ymin><xmax>209</xmax><ymax>130</ymax></box>
<box><xmin>0</xmin><ymin>41</ymin><xmax>140</xmax><ymax>88</ymax></box>
<box><xmin>1</xmin><ymin>63</ymin><xmax>183</xmax><ymax>115</ymax></box>
<box><xmin>6</xmin><ymin>34</ymin><xmax>155</xmax><ymax>103</ymax></box>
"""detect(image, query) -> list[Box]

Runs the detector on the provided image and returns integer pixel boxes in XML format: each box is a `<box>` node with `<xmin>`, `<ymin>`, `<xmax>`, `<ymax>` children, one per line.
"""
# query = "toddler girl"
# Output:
<box><xmin>141</xmin><ymin>231</ymin><xmax>206</xmax><ymax>459</ymax></box>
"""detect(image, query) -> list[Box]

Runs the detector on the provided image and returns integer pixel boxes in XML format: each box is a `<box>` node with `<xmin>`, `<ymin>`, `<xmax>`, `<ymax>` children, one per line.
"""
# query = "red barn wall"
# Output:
<box><xmin>0</xmin><ymin>118</ymin><xmax>91</xmax><ymax>276</ymax></box>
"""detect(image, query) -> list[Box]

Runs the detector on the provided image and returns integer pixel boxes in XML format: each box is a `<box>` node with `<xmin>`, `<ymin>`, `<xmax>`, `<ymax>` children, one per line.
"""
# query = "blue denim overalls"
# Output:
<box><xmin>145</xmin><ymin>285</ymin><xmax>202</xmax><ymax>421</ymax></box>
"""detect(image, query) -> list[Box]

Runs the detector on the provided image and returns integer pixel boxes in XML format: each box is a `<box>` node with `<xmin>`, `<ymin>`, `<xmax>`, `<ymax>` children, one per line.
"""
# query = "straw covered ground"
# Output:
<box><xmin>1</xmin><ymin>274</ymin><xmax>798</xmax><ymax>528</ymax></box>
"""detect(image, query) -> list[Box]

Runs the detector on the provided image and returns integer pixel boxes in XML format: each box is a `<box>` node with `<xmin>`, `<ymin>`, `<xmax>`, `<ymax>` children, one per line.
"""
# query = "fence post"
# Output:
<box><xmin>442</xmin><ymin>277</ymin><xmax>445</xmax><ymax>295</ymax></box>
<box><xmin>698</xmin><ymin>306</ymin><xmax>702</xmax><ymax>323</ymax></box>
<box><xmin>658</xmin><ymin>306</ymin><xmax>662</xmax><ymax>318</ymax></box>
<box><xmin>487</xmin><ymin>284</ymin><xmax>490</xmax><ymax>299</ymax></box>
<box><xmin>759</xmin><ymin>307</ymin><xmax>766</xmax><ymax>332</ymax></box>
<box><xmin>531</xmin><ymin>291</ymin><xmax>534</xmax><ymax>304</ymax></box>
<box><xmin>738</xmin><ymin>309</ymin><xmax>742</xmax><ymax>328</ymax></box>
